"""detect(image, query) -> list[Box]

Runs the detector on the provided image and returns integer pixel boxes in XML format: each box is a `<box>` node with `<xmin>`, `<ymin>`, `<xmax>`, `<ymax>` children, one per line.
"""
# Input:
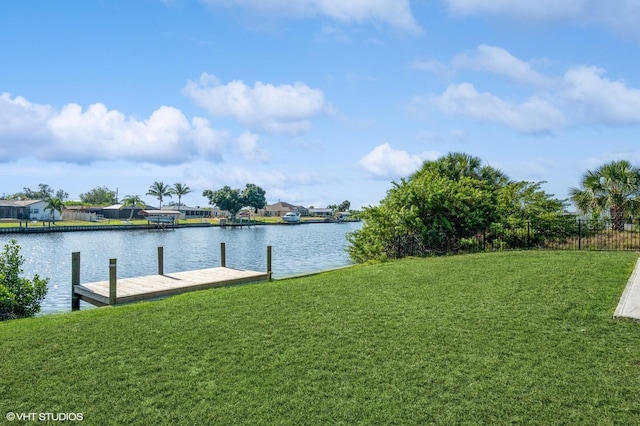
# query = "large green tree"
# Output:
<box><xmin>147</xmin><ymin>181</ymin><xmax>172</xmax><ymax>209</ymax></box>
<box><xmin>79</xmin><ymin>186</ymin><xmax>117</xmax><ymax>205</ymax></box>
<box><xmin>202</xmin><ymin>183</ymin><xmax>267</xmax><ymax>219</ymax></box>
<box><xmin>241</xmin><ymin>184</ymin><xmax>267</xmax><ymax>213</ymax></box>
<box><xmin>569</xmin><ymin>160</ymin><xmax>640</xmax><ymax>231</ymax></box>
<box><xmin>203</xmin><ymin>186</ymin><xmax>244</xmax><ymax>220</ymax></box>
<box><xmin>348</xmin><ymin>152</ymin><xmax>566</xmax><ymax>262</ymax></box>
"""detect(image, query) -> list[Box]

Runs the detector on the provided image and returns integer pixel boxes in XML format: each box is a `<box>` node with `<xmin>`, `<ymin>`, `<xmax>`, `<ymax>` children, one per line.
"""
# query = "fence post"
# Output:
<box><xmin>71</xmin><ymin>252</ymin><xmax>80</xmax><ymax>311</ymax></box>
<box><xmin>220</xmin><ymin>242</ymin><xmax>226</xmax><ymax>267</ymax></box>
<box><xmin>527</xmin><ymin>221</ymin><xmax>530</xmax><ymax>248</ymax></box>
<box><xmin>109</xmin><ymin>258</ymin><xmax>117</xmax><ymax>305</ymax></box>
<box><xmin>158</xmin><ymin>246</ymin><xmax>164</xmax><ymax>275</ymax></box>
<box><xmin>578</xmin><ymin>219</ymin><xmax>582</xmax><ymax>250</ymax></box>
<box><xmin>267</xmin><ymin>245</ymin><xmax>272</xmax><ymax>282</ymax></box>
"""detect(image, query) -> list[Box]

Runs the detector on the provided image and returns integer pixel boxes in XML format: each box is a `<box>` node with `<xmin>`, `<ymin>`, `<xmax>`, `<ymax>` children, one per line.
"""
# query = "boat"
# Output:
<box><xmin>281</xmin><ymin>212</ymin><xmax>301</xmax><ymax>224</ymax></box>
<box><xmin>140</xmin><ymin>210</ymin><xmax>182</xmax><ymax>226</ymax></box>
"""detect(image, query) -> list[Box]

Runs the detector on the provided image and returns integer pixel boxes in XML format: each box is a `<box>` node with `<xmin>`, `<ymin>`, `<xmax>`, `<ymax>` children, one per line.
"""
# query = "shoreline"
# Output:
<box><xmin>0</xmin><ymin>218</ymin><xmax>360</xmax><ymax>234</ymax></box>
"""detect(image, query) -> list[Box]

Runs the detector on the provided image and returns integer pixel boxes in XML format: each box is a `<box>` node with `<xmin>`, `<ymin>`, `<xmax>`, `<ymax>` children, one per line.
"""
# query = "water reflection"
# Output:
<box><xmin>1</xmin><ymin>222</ymin><xmax>361</xmax><ymax>314</ymax></box>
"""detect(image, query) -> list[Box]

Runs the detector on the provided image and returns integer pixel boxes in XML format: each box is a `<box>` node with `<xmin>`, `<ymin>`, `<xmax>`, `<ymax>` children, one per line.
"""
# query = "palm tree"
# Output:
<box><xmin>44</xmin><ymin>197</ymin><xmax>64</xmax><ymax>223</ymax></box>
<box><xmin>569</xmin><ymin>160</ymin><xmax>640</xmax><ymax>231</ymax></box>
<box><xmin>146</xmin><ymin>181</ymin><xmax>172</xmax><ymax>209</ymax></box>
<box><xmin>170</xmin><ymin>183</ymin><xmax>191</xmax><ymax>210</ymax></box>
<box><xmin>120</xmin><ymin>195</ymin><xmax>146</xmax><ymax>221</ymax></box>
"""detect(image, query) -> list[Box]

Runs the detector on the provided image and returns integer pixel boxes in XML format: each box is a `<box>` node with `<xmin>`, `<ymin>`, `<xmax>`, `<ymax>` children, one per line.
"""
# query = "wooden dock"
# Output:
<box><xmin>71</xmin><ymin>243</ymin><xmax>272</xmax><ymax>309</ymax></box>
<box><xmin>74</xmin><ymin>267</ymin><xmax>268</xmax><ymax>306</ymax></box>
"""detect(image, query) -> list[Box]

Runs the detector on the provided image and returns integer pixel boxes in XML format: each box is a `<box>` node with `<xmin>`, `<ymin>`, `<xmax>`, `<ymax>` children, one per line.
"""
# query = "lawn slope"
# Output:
<box><xmin>1</xmin><ymin>251</ymin><xmax>640</xmax><ymax>425</ymax></box>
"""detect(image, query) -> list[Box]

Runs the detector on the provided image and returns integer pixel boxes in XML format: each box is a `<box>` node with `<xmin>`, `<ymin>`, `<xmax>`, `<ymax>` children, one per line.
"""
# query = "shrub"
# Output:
<box><xmin>0</xmin><ymin>239</ymin><xmax>48</xmax><ymax>320</ymax></box>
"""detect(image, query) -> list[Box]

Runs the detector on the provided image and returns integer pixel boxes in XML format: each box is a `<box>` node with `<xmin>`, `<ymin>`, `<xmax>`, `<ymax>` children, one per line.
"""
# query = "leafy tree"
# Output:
<box><xmin>203</xmin><ymin>186</ymin><xmax>244</xmax><ymax>220</ymax></box>
<box><xmin>203</xmin><ymin>183</ymin><xmax>267</xmax><ymax>219</ymax></box>
<box><xmin>348</xmin><ymin>152</ymin><xmax>566</xmax><ymax>262</ymax></box>
<box><xmin>241</xmin><ymin>184</ymin><xmax>266</xmax><ymax>213</ymax></box>
<box><xmin>569</xmin><ymin>160</ymin><xmax>640</xmax><ymax>231</ymax></box>
<box><xmin>44</xmin><ymin>197</ymin><xmax>65</xmax><ymax>223</ymax></box>
<box><xmin>147</xmin><ymin>181</ymin><xmax>172</xmax><ymax>209</ymax></box>
<box><xmin>55</xmin><ymin>189</ymin><xmax>69</xmax><ymax>201</ymax></box>
<box><xmin>338</xmin><ymin>200</ymin><xmax>351</xmax><ymax>212</ymax></box>
<box><xmin>120</xmin><ymin>195</ymin><xmax>146</xmax><ymax>220</ymax></box>
<box><xmin>79</xmin><ymin>186</ymin><xmax>117</xmax><ymax>205</ymax></box>
<box><xmin>12</xmin><ymin>183</ymin><xmax>68</xmax><ymax>201</ymax></box>
<box><xmin>0</xmin><ymin>239</ymin><xmax>48</xmax><ymax>320</ymax></box>
<box><xmin>170</xmin><ymin>183</ymin><xmax>191</xmax><ymax>209</ymax></box>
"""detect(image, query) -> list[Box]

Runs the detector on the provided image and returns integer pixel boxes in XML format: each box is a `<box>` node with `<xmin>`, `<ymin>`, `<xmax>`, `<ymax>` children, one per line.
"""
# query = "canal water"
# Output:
<box><xmin>1</xmin><ymin>222</ymin><xmax>362</xmax><ymax>314</ymax></box>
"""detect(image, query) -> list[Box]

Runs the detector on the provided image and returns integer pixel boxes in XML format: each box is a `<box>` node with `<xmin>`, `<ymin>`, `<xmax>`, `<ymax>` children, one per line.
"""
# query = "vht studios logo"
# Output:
<box><xmin>6</xmin><ymin>412</ymin><xmax>84</xmax><ymax>422</ymax></box>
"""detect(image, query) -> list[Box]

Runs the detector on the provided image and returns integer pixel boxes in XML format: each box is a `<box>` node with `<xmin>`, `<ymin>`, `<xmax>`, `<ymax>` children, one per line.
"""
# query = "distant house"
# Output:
<box><xmin>258</xmin><ymin>201</ymin><xmax>309</xmax><ymax>217</ymax></box>
<box><xmin>0</xmin><ymin>200</ymin><xmax>62</xmax><ymax>221</ymax></box>
<box><xmin>102</xmin><ymin>204</ymin><xmax>157</xmax><ymax>220</ymax></box>
<box><xmin>162</xmin><ymin>205</ymin><xmax>211</xmax><ymax>219</ymax></box>
<box><xmin>261</xmin><ymin>202</ymin><xmax>308</xmax><ymax>217</ymax></box>
<box><xmin>308</xmin><ymin>208</ymin><xmax>334</xmax><ymax>217</ymax></box>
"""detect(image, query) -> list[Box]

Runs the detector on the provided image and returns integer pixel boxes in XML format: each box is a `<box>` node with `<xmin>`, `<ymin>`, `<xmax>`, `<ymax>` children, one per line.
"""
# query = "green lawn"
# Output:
<box><xmin>1</xmin><ymin>251</ymin><xmax>640</xmax><ymax>425</ymax></box>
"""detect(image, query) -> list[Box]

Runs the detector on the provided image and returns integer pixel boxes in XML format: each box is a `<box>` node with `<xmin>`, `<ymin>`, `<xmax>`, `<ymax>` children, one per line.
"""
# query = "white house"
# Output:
<box><xmin>0</xmin><ymin>200</ymin><xmax>62</xmax><ymax>221</ymax></box>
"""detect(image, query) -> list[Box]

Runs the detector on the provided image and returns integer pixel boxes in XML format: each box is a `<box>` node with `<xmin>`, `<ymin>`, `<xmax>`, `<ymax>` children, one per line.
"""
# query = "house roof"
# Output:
<box><xmin>265</xmin><ymin>202</ymin><xmax>302</xmax><ymax>211</ymax></box>
<box><xmin>0</xmin><ymin>199</ymin><xmax>43</xmax><ymax>207</ymax></box>
<box><xmin>103</xmin><ymin>204</ymin><xmax>155</xmax><ymax>210</ymax></box>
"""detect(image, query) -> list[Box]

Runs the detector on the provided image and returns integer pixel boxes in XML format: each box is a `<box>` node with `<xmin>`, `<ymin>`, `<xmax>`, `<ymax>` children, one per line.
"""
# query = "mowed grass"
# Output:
<box><xmin>2</xmin><ymin>251</ymin><xmax>640</xmax><ymax>424</ymax></box>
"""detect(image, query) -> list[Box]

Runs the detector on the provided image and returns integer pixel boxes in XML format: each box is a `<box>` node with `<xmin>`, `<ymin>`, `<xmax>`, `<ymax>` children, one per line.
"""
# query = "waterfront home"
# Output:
<box><xmin>308</xmin><ymin>208</ymin><xmax>334</xmax><ymax>217</ymax></box>
<box><xmin>0</xmin><ymin>199</ymin><xmax>62</xmax><ymax>221</ymax></box>
<box><xmin>261</xmin><ymin>202</ymin><xmax>308</xmax><ymax>217</ymax></box>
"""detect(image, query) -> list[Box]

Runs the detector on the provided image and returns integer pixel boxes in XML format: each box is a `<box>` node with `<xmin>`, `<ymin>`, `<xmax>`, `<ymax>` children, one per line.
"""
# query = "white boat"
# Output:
<box><xmin>281</xmin><ymin>212</ymin><xmax>301</xmax><ymax>223</ymax></box>
<box><xmin>141</xmin><ymin>210</ymin><xmax>181</xmax><ymax>225</ymax></box>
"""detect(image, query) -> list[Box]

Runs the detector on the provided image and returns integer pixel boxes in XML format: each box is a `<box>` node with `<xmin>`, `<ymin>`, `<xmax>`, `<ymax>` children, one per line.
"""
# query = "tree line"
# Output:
<box><xmin>348</xmin><ymin>153</ymin><xmax>640</xmax><ymax>263</ymax></box>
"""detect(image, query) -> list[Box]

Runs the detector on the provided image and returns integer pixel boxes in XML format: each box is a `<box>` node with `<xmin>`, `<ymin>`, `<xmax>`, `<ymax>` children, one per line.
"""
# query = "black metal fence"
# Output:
<box><xmin>385</xmin><ymin>218</ymin><xmax>640</xmax><ymax>259</ymax></box>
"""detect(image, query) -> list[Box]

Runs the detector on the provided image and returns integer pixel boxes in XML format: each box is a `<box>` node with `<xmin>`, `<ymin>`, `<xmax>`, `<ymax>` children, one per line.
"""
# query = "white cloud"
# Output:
<box><xmin>453</xmin><ymin>45</ymin><xmax>554</xmax><ymax>88</ymax></box>
<box><xmin>561</xmin><ymin>66</ymin><xmax>640</xmax><ymax>125</ymax></box>
<box><xmin>444</xmin><ymin>0</ymin><xmax>640</xmax><ymax>40</ymax></box>
<box><xmin>201</xmin><ymin>0</ymin><xmax>422</xmax><ymax>34</ymax></box>
<box><xmin>0</xmin><ymin>93</ymin><xmax>226</xmax><ymax>164</ymax></box>
<box><xmin>183</xmin><ymin>73</ymin><xmax>327</xmax><ymax>134</ymax></box>
<box><xmin>235</xmin><ymin>131</ymin><xmax>269</xmax><ymax>162</ymax></box>
<box><xmin>416</xmin><ymin>45</ymin><xmax>640</xmax><ymax>132</ymax></box>
<box><xmin>359</xmin><ymin>143</ymin><xmax>439</xmax><ymax>178</ymax></box>
<box><xmin>430</xmin><ymin>83</ymin><xmax>567</xmax><ymax>134</ymax></box>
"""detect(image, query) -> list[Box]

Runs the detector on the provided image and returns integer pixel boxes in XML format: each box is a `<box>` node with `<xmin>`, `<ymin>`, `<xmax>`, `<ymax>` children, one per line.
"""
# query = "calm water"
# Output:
<box><xmin>2</xmin><ymin>222</ymin><xmax>361</xmax><ymax>314</ymax></box>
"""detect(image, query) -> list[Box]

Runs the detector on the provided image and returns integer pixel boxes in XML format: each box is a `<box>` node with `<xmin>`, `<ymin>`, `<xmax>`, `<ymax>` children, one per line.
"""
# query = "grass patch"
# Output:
<box><xmin>1</xmin><ymin>251</ymin><xmax>640</xmax><ymax>424</ymax></box>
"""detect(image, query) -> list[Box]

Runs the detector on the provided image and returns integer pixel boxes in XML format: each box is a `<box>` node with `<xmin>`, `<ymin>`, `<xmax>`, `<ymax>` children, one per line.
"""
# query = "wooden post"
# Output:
<box><xmin>158</xmin><ymin>246</ymin><xmax>164</xmax><ymax>275</ymax></box>
<box><xmin>220</xmin><ymin>242</ymin><xmax>226</xmax><ymax>267</ymax></box>
<box><xmin>109</xmin><ymin>258</ymin><xmax>117</xmax><ymax>305</ymax></box>
<box><xmin>267</xmin><ymin>245</ymin><xmax>272</xmax><ymax>281</ymax></box>
<box><xmin>71</xmin><ymin>252</ymin><xmax>80</xmax><ymax>311</ymax></box>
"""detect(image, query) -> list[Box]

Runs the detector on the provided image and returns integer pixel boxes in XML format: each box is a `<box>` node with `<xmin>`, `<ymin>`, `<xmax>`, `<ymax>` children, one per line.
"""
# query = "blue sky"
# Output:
<box><xmin>2</xmin><ymin>0</ymin><xmax>640</xmax><ymax>209</ymax></box>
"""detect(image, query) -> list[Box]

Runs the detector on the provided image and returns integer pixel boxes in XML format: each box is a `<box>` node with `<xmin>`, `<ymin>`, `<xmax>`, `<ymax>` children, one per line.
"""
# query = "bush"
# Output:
<box><xmin>0</xmin><ymin>239</ymin><xmax>48</xmax><ymax>320</ymax></box>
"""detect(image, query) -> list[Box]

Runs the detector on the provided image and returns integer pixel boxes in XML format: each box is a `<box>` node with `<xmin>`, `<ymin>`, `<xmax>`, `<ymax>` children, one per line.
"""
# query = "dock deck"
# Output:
<box><xmin>74</xmin><ymin>267</ymin><xmax>269</xmax><ymax>306</ymax></box>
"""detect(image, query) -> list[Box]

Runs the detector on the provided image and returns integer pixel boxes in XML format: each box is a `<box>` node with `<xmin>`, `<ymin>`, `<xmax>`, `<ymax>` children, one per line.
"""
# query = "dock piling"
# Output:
<box><xmin>158</xmin><ymin>246</ymin><xmax>164</xmax><ymax>275</ymax></box>
<box><xmin>221</xmin><ymin>242</ymin><xmax>226</xmax><ymax>267</ymax></box>
<box><xmin>109</xmin><ymin>258</ymin><xmax>117</xmax><ymax>305</ymax></box>
<box><xmin>71</xmin><ymin>252</ymin><xmax>80</xmax><ymax>311</ymax></box>
<box><xmin>267</xmin><ymin>245</ymin><xmax>272</xmax><ymax>281</ymax></box>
